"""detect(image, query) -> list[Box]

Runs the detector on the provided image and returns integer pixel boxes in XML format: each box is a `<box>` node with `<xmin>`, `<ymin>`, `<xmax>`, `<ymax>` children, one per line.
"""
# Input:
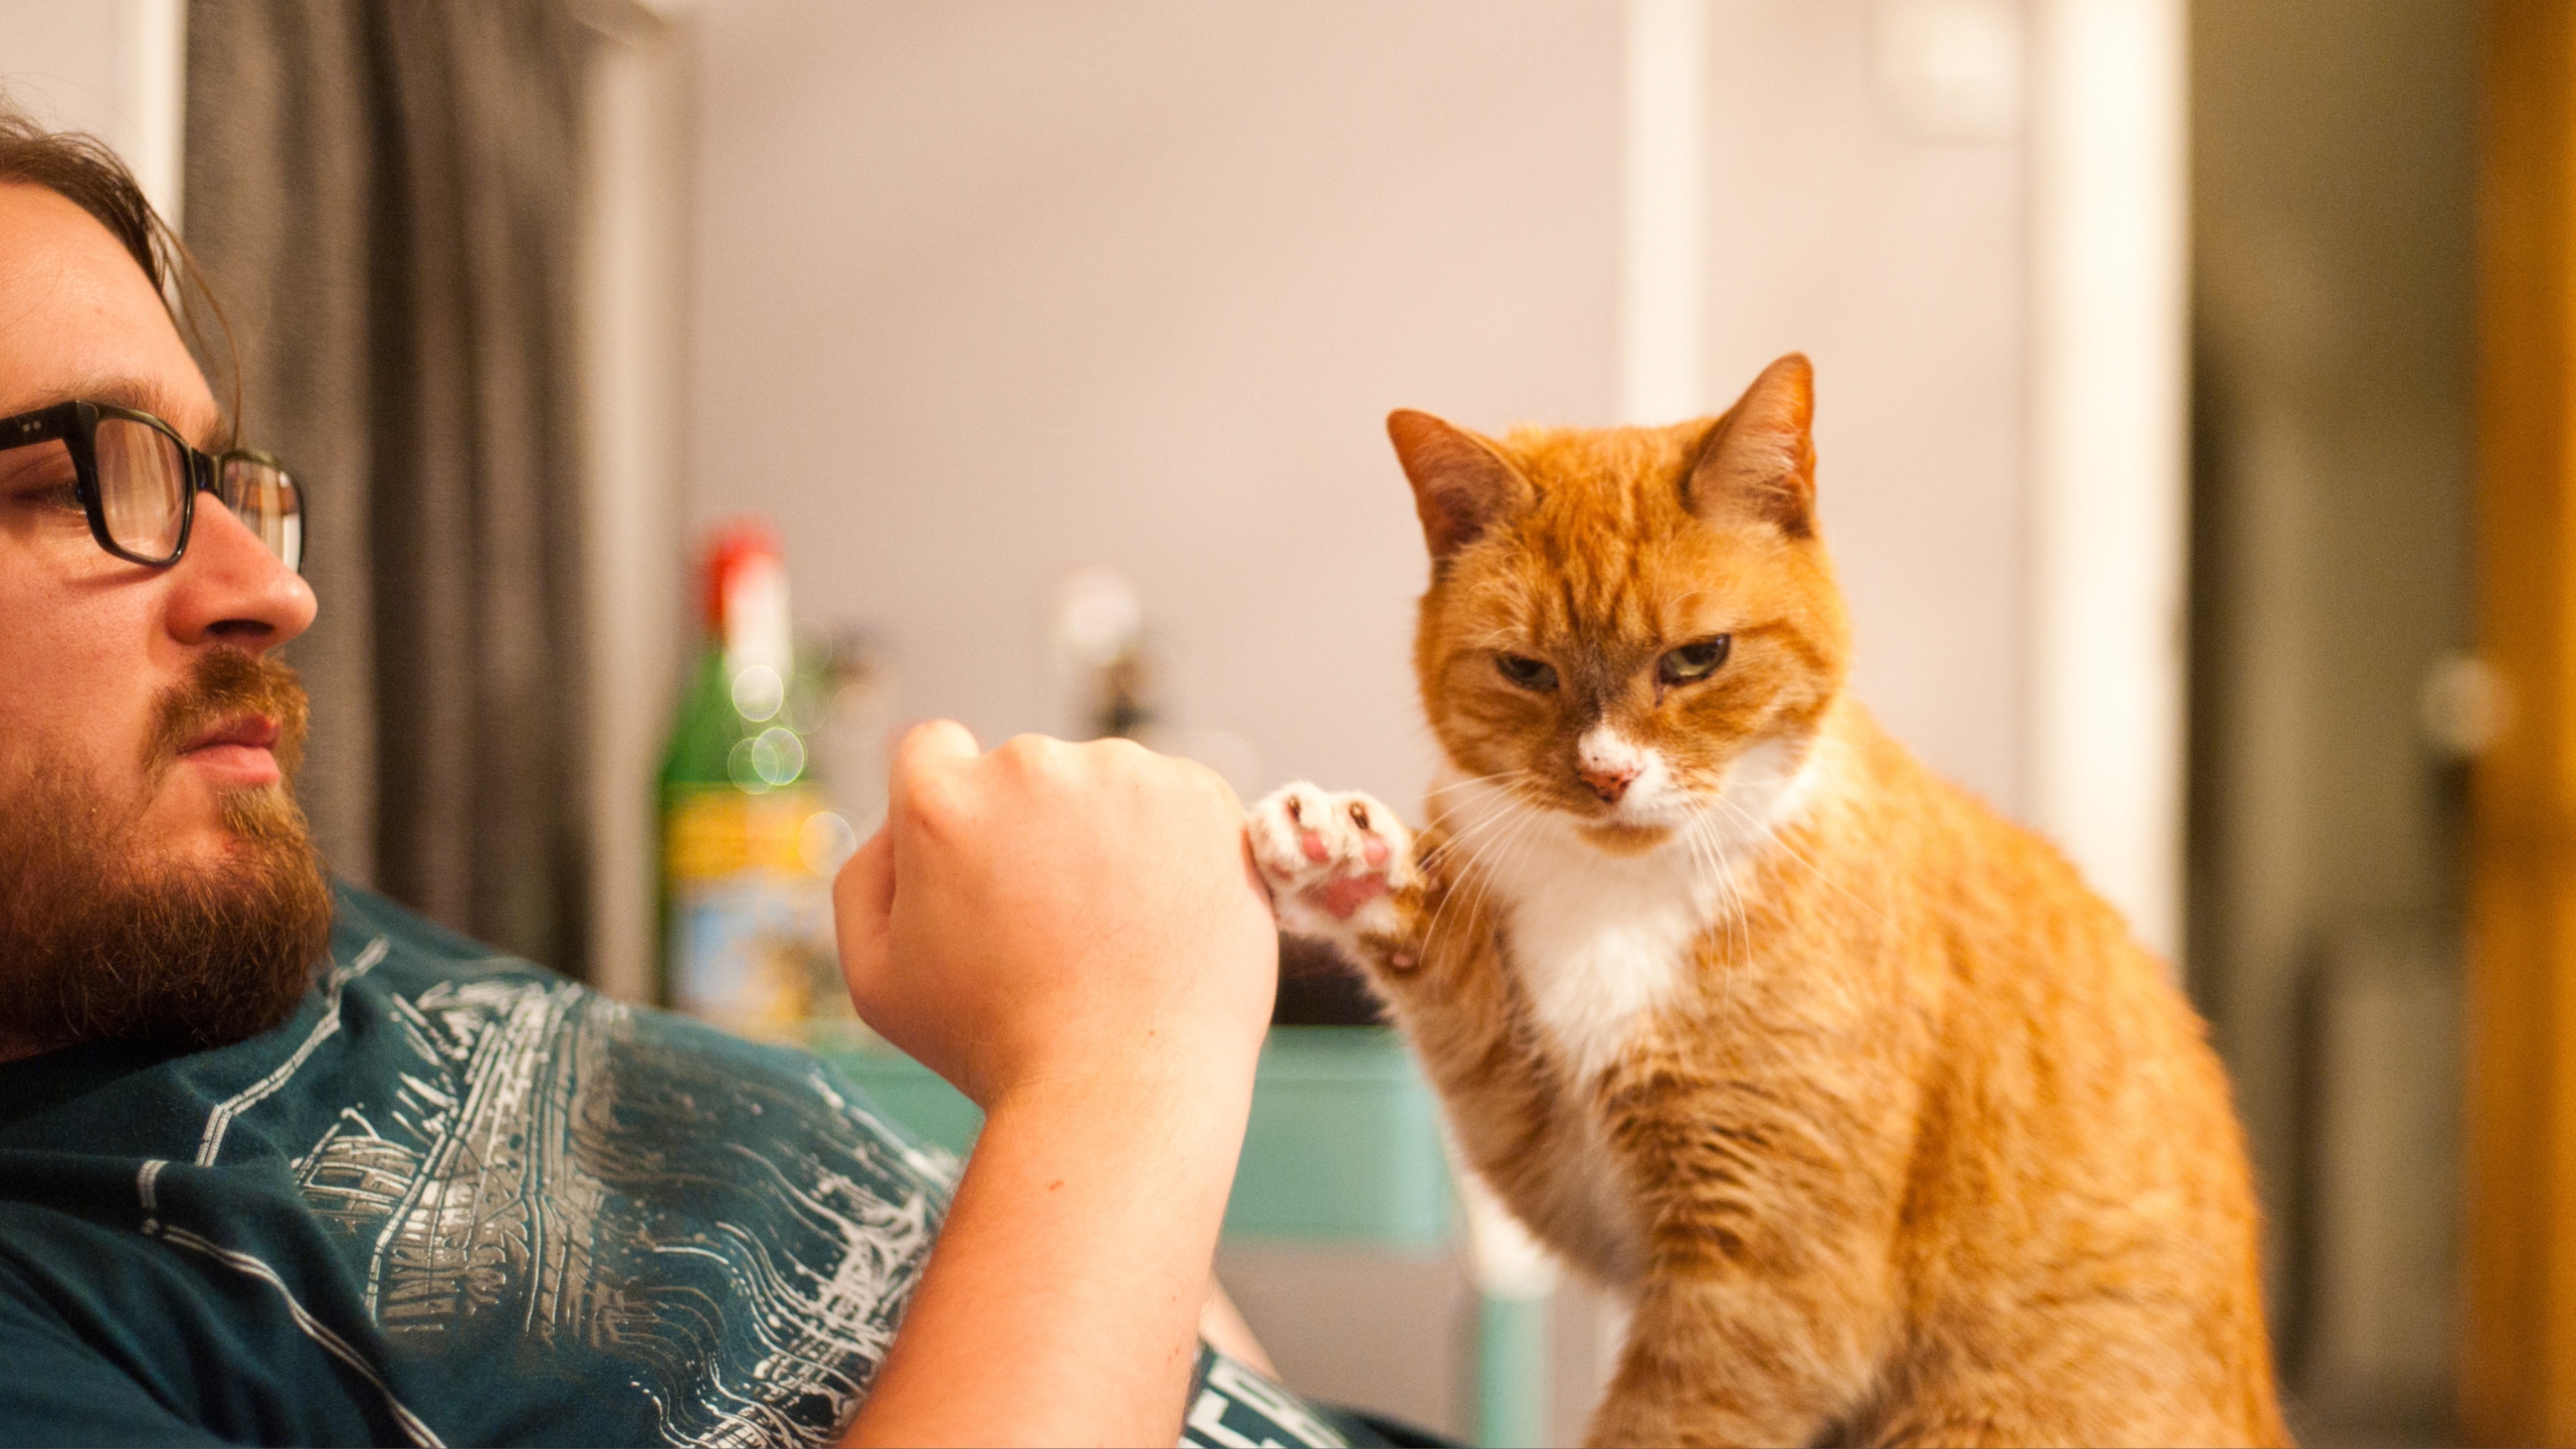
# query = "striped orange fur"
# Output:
<box><xmin>1249</xmin><ymin>355</ymin><xmax>2286</xmax><ymax>1446</ymax></box>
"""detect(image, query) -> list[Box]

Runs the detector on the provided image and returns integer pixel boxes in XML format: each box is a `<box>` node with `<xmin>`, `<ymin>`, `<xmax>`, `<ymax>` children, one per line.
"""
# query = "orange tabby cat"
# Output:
<box><xmin>1248</xmin><ymin>355</ymin><xmax>2286</xmax><ymax>1447</ymax></box>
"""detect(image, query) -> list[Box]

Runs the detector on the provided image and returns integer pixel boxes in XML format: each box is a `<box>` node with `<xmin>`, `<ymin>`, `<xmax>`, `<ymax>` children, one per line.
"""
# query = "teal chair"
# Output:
<box><xmin>809</xmin><ymin>1023</ymin><xmax>1553</xmax><ymax>1447</ymax></box>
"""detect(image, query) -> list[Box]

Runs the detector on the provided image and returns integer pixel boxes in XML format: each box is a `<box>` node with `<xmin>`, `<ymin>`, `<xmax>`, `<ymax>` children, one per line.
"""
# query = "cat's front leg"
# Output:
<box><xmin>1244</xmin><ymin>782</ymin><xmax>1428</xmax><ymax>974</ymax></box>
<box><xmin>1249</xmin><ymin>784</ymin><xmax>1610</xmax><ymax>1275</ymax></box>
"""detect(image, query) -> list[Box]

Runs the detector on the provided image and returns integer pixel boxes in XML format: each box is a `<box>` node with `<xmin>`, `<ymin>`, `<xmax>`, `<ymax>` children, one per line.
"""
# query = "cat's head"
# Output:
<box><xmin>1394</xmin><ymin>353</ymin><xmax>1850</xmax><ymax>854</ymax></box>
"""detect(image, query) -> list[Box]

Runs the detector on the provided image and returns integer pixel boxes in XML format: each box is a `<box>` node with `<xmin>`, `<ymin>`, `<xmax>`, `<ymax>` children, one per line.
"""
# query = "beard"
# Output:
<box><xmin>0</xmin><ymin>649</ymin><xmax>334</xmax><ymax>1057</ymax></box>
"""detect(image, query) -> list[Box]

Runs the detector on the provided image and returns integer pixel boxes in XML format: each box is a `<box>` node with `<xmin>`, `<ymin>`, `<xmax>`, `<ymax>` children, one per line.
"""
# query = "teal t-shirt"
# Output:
<box><xmin>0</xmin><ymin>885</ymin><xmax>1364</xmax><ymax>1448</ymax></box>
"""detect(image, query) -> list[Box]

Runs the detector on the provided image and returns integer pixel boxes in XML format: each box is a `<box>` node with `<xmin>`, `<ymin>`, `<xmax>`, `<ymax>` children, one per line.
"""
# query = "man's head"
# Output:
<box><xmin>0</xmin><ymin>117</ymin><xmax>330</xmax><ymax>1060</ymax></box>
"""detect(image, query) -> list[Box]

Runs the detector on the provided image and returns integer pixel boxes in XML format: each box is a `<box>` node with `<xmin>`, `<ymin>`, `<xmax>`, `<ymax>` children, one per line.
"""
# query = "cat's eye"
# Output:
<box><xmin>1658</xmin><ymin>636</ymin><xmax>1731</xmax><ymax>686</ymax></box>
<box><xmin>1495</xmin><ymin>653</ymin><xmax>1559</xmax><ymax>691</ymax></box>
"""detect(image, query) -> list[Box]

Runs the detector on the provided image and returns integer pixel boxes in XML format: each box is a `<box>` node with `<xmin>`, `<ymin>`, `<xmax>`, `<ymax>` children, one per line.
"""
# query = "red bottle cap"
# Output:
<box><xmin>698</xmin><ymin>519</ymin><xmax>782</xmax><ymax>637</ymax></box>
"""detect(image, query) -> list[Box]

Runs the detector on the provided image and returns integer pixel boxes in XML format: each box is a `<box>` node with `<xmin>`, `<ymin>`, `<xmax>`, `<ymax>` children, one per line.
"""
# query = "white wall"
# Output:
<box><xmin>1698</xmin><ymin>0</ymin><xmax>2030</xmax><ymax>817</ymax></box>
<box><xmin>0</xmin><ymin>0</ymin><xmax>185</xmax><ymax>227</ymax></box>
<box><xmin>690</xmin><ymin>1</ymin><xmax>1624</xmax><ymax>812</ymax></box>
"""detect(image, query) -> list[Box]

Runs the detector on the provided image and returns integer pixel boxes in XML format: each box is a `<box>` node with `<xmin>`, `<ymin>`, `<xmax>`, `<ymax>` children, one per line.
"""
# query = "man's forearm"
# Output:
<box><xmin>841</xmin><ymin>1050</ymin><xmax>1259</xmax><ymax>1447</ymax></box>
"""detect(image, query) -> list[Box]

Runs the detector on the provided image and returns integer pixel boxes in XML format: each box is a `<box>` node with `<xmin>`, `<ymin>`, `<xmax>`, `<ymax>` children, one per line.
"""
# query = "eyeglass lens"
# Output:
<box><xmin>218</xmin><ymin>456</ymin><xmax>302</xmax><ymax>571</ymax></box>
<box><xmin>93</xmin><ymin>417</ymin><xmax>187</xmax><ymax>561</ymax></box>
<box><xmin>87</xmin><ymin>416</ymin><xmax>303</xmax><ymax>571</ymax></box>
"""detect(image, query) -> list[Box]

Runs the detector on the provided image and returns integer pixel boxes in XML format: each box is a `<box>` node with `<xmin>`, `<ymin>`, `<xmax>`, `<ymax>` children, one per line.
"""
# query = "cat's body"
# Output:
<box><xmin>1248</xmin><ymin>356</ymin><xmax>2285</xmax><ymax>1447</ymax></box>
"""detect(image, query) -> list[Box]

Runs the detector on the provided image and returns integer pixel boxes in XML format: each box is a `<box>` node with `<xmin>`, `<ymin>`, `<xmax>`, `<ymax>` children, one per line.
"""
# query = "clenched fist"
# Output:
<box><xmin>832</xmin><ymin>722</ymin><xmax>1278</xmax><ymax>1112</ymax></box>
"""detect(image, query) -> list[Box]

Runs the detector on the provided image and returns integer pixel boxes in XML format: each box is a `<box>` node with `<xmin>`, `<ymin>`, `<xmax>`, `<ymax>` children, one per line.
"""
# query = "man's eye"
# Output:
<box><xmin>1657</xmin><ymin>636</ymin><xmax>1732</xmax><ymax>685</ymax></box>
<box><xmin>1495</xmin><ymin>654</ymin><xmax>1559</xmax><ymax>691</ymax></box>
<box><xmin>1</xmin><ymin>449</ymin><xmax>83</xmax><ymax>514</ymax></box>
<box><xmin>9</xmin><ymin>479</ymin><xmax>83</xmax><ymax>515</ymax></box>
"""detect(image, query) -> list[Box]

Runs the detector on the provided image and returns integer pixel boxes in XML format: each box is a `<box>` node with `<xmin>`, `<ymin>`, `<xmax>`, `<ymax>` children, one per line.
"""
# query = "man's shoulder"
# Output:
<box><xmin>326</xmin><ymin>881</ymin><xmax>552</xmax><ymax>986</ymax></box>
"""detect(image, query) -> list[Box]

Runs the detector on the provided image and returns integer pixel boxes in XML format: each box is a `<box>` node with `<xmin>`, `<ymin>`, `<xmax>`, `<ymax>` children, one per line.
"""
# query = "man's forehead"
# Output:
<box><xmin>0</xmin><ymin>184</ymin><xmax>219</xmax><ymax>447</ymax></box>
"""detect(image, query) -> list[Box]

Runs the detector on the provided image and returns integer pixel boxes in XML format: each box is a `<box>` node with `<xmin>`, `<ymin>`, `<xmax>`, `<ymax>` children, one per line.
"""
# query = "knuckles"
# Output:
<box><xmin>994</xmin><ymin>732</ymin><xmax>1061</xmax><ymax>772</ymax></box>
<box><xmin>1091</xmin><ymin>734</ymin><xmax>1152</xmax><ymax>765</ymax></box>
<box><xmin>893</xmin><ymin>768</ymin><xmax>967</xmax><ymax>838</ymax></box>
<box><xmin>891</xmin><ymin>728</ymin><xmax>1243</xmax><ymax>849</ymax></box>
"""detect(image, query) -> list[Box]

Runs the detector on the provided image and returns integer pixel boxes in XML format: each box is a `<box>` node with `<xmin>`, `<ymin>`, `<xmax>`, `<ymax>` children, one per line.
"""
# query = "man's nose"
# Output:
<box><xmin>163</xmin><ymin>498</ymin><xmax>317</xmax><ymax>651</ymax></box>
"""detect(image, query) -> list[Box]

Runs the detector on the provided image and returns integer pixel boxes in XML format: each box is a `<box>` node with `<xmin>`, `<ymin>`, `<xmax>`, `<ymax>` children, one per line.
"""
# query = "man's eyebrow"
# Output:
<box><xmin>16</xmin><ymin>377</ymin><xmax>223</xmax><ymax>450</ymax></box>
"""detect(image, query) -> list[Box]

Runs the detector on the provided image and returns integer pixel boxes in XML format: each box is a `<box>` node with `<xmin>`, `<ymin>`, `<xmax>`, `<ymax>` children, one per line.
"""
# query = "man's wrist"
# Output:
<box><xmin>982</xmin><ymin>1028</ymin><xmax>1263</xmax><ymax>1146</ymax></box>
<box><xmin>844</xmin><ymin>1023</ymin><xmax>1261</xmax><ymax>1446</ymax></box>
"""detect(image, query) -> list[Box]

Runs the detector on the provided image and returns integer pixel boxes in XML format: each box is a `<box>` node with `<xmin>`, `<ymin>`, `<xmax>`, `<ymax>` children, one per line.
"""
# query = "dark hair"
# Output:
<box><xmin>0</xmin><ymin>105</ymin><xmax>239</xmax><ymax>432</ymax></box>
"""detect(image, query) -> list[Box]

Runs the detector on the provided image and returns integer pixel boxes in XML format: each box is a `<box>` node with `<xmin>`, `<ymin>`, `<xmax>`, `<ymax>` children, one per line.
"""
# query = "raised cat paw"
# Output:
<box><xmin>1246</xmin><ymin>783</ymin><xmax>1419</xmax><ymax>949</ymax></box>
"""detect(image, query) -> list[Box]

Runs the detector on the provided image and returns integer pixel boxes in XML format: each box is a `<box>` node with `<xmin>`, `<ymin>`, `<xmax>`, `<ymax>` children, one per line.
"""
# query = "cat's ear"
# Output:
<box><xmin>1387</xmin><ymin>410</ymin><xmax>1534</xmax><ymax>561</ymax></box>
<box><xmin>1686</xmin><ymin>353</ymin><xmax>1816</xmax><ymax>537</ymax></box>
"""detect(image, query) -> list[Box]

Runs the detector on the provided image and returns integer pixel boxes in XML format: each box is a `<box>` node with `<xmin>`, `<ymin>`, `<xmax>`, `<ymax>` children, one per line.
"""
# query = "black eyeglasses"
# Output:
<box><xmin>0</xmin><ymin>399</ymin><xmax>303</xmax><ymax>572</ymax></box>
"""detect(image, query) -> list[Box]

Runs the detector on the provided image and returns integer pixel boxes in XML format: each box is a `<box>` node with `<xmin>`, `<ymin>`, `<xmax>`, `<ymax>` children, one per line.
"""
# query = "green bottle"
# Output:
<box><xmin>657</xmin><ymin>521</ymin><xmax>844</xmax><ymax>1036</ymax></box>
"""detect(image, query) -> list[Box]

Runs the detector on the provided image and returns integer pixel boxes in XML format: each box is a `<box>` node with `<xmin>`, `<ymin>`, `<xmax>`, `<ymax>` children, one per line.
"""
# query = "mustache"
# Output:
<box><xmin>145</xmin><ymin>649</ymin><xmax>312</xmax><ymax>784</ymax></box>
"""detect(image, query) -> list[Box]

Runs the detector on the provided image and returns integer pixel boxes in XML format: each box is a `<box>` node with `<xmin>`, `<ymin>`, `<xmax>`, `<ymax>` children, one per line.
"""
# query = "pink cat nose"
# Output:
<box><xmin>1577</xmin><ymin>763</ymin><xmax>1637</xmax><ymax>804</ymax></box>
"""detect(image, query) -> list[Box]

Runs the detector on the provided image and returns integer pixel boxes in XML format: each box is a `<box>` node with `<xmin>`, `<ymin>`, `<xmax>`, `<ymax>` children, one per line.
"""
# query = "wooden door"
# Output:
<box><xmin>2466</xmin><ymin>3</ymin><xmax>2576</xmax><ymax>1441</ymax></box>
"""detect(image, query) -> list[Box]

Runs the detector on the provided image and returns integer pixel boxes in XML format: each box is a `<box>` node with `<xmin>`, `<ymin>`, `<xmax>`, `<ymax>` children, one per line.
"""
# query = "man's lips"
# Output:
<box><xmin>184</xmin><ymin>714</ymin><xmax>281</xmax><ymax>753</ymax></box>
<box><xmin>179</xmin><ymin>714</ymin><xmax>283</xmax><ymax>785</ymax></box>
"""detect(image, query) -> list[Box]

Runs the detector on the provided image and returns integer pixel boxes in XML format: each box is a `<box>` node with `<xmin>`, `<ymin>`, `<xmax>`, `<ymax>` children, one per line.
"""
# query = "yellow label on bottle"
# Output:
<box><xmin>666</xmin><ymin>789</ymin><xmax>816</xmax><ymax>881</ymax></box>
<box><xmin>664</xmin><ymin>785</ymin><xmax>849</xmax><ymax>1041</ymax></box>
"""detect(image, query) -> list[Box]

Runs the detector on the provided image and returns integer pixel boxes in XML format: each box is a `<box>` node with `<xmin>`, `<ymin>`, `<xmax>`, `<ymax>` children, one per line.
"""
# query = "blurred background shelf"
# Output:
<box><xmin>810</xmin><ymin>1023</ymin><xmax>1456</xmax><ymax>1248</ymax></box>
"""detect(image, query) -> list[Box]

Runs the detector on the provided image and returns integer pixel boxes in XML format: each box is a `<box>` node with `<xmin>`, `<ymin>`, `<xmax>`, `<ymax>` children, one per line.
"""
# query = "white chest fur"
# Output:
<box><xmin>1434</xmin><ymin>741</ymin><xmax>1822</xmax><ymax>1083</ymax></box>
<box><xmin>1490</xmin><ymin>824</ymin><xmax>1711</xmax><ymax>1080</ymax></box>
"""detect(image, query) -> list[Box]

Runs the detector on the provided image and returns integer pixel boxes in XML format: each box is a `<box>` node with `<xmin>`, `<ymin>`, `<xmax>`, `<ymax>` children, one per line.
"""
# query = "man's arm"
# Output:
<box><xmin>831</xmin><ymin>724</ymin><xmax>1278</xmax><ymax>1447</ymax></box>
<box><xmin>849</xmin><ymin>1049</ymin><xmax>1254</xmax><ymax>1446</ymax></box>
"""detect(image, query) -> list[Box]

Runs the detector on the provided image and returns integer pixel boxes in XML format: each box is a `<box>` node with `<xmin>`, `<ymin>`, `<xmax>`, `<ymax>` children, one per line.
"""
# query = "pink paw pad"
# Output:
<box><xmin>1249</xmin><ymin>782</ymin><xmax>1411</xmax><ymax>931</ymax></box>
<box><xmin>1316</xmin><ymin>873</ymin><xmax>1389</xmax><ymax>919</ymax></box>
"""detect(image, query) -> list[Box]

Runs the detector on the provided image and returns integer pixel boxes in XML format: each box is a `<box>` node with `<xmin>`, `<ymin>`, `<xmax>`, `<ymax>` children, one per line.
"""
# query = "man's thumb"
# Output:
<box><xmin>831</xmin><ymin>823</ymin><xmax>897</xmax><ymax>1000</ymax></box>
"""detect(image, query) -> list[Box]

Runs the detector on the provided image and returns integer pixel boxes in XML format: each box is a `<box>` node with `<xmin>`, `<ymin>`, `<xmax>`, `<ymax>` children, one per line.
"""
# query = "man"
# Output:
<box><xmin>0</xmin><ymin>117</ymin><xmax>1366</xmax><ymax>1447</ymax></box>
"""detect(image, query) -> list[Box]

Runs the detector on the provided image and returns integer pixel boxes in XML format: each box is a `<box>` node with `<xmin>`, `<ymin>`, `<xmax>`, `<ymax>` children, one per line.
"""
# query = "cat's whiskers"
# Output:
<box><xmin>1426</xmin><ymin>824</ymin><xmax>1516</xmax><ymax>966</ymax></box>
<box><xmin>1483</xmin><ymin>800</ymin><xmax>1561</xmax><ymax>925</ymax></box>
<box><xmin>1672</xmin><ymin>802</ymin><xmax>1719</xmax><ymax>893</ymax></box>
<box><xmin>1453</xmin><ymin>805</ymin><xmax>1551</xmax><ymax>959</ymax></box>
<box><xmin>1426</xmin><ymin>772</ymin><xmax>1537</xmax><ymax>793</ymax></box>
<box><xmin>1714</xmin><ymin>818</ymin><xmax>1874</xmax><ymax>1030</ymax></box>
<box><xmin>1681</xmin><ymin>808</ymin><xmax>1755</xmax><ymax>988</ymax></box>
<box><xmin>1696</xmin><ymin>815</ymin><xmax>1745</xmax><ymax>971</ymax></box>
<box><xmin>1416</xmin><ymin>784</ymin><xmax>1543</xmax><ymax>958</ymax></box>
<box><xmin>1421</xmin><ymin>768</ymin><xmax>1542</xmax><ymax>832</ymax></box>
<box><xmin>1422</xmin><ymin>768</ymin><xmax>1535</xmax><ymax>798</ymax></box>
<box><xmin>1712</xmin><ymin>792</ymin><xmax>1899</xmax><ymax>935</ymax></box>
<box><xmin>1421</xmin><ymin>777</ymin><xmax>1535</xmax><ymax>874</ymax></box>
<box><xmin>1685</xmin><ymin>776</ymin><xmax>1779</xmax><ymax>859</ymax></box>
<box><xmin>1673</xmin><ymin>807</ymin><xmax>1721</xmax><ymax>944</ymax></box>
<box><xmin>1441</xmin><ymin>785</ymin><xmax>1562</xmax><ymax>970</ymax></box>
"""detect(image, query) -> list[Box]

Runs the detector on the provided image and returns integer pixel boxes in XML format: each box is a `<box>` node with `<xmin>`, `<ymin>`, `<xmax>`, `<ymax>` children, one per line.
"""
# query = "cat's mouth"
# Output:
<box><xmin>1547</xmin><ymin>738</ymin><xmax>1803</xmax><ymax>854</ymax></box>
<box><xmin>1575</xmin><ymin>817</ymin><xmax>1678</xmax><ymax>856</ymax></box>
<box><xmin>1553</xmin><ymin>774</ymin><xmax>1707</xmax><ymax>853</ymax></box>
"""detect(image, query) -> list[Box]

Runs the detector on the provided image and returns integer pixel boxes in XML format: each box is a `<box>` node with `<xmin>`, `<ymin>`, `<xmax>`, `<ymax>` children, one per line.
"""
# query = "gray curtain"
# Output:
<box><xmin>182</xmin><ymin>1</ymin><xmax>591</xmax><ymax>976</ymax></box>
